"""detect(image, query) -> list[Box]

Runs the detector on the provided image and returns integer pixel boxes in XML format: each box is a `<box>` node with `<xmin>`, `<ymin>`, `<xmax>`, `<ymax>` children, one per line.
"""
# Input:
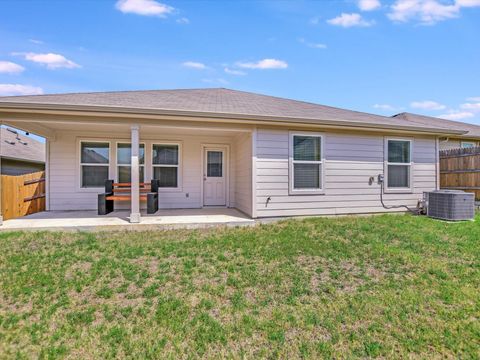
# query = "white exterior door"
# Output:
<box><xmin>203</xmin><ymin>148</ymin><xmax>226</xmax><ymax>206</ymax></box>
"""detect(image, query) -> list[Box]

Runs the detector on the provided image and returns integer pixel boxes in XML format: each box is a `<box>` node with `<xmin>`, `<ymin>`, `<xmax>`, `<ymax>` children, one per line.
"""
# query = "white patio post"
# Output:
<box><xmin>130</xmin><ymin>124</ymin><xmax>141</xmax><ymax>223</ymax></box>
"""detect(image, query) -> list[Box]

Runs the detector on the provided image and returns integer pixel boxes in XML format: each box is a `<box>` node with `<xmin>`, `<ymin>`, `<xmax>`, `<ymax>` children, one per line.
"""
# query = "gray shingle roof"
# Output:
<box><xmin>393</xmin><ymin>112</ymin><xmax>480</xmax><ymax>139</ymax></box>
<box><xmin>0</xmin><ymin>88</ymin><xmax>466</xmax><ymax>134</ymax></box>
<box><xmin>1</xmin><ymin>127</ymin><xmax>45</xmax><ymax>163</ymax></box>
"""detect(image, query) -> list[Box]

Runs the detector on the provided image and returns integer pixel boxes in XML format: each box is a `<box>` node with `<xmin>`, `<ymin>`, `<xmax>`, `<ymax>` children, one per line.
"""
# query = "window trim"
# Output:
<box><xmin>461</xmin><ymin>141</ymin><xmax>477</xmax><ymax>149</ymax></box>
<box><xmin>384</xmin><ymin>137</ymin><xmax>414</xmax><ymax>193</ymax></box>
<box><xmin>115</xmin><ymin>141</ymin><xmax>146</xmax><ymax>183</ymax></box>
<box><xmin>288</xmin><ymin>131</ymin><xmax>325</xmax><ymax>195</ymax></box>
<box><xmin>78</xmin><ymin>140</ymin><xmax>112</xmax><ymax>191</ymax></box>
<box><xmin>151</xmin><ymin>141</ymin><xmax>183</xmax><ymax>192</ymax></box>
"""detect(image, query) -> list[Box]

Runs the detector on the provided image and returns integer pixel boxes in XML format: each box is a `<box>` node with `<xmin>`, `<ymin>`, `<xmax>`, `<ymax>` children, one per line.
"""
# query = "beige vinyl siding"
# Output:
<box><xmin>49</xmin><ymin>130</ymin><xmax>238</xmax><ymax>211</ymax></box>
<box><xmin>255</xmin><ymin>128</ymin><xmax>437</xmax><ymax>217</ymax></box>
<box><xmin>233</xmin><ymin>133</ymin><xmax>253</xmax><ymax>216</ymax></box>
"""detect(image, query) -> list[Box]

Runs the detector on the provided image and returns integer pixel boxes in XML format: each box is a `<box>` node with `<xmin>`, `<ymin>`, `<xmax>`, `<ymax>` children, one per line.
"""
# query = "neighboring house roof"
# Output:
<box><xmin>393</xmin><ymin>112</ymin><xmax>480</xmax><ymax>139</ymax></box>
<box><xmin>0</xmin><ymin>127</ymin><xmax>45</xmax><ymax>163</ymax></box>
<box><xmin>0</xmin><ymin>88</ymin><xmax>467</xmax><ymax>135</ymax></box>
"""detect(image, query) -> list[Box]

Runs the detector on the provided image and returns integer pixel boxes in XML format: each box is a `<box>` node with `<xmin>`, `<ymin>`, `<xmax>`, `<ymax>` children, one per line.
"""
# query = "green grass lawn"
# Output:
<box><xmin>0</xmin><ymin>214</ymin><xmax>479</xmax><ymax>359</ymax></box>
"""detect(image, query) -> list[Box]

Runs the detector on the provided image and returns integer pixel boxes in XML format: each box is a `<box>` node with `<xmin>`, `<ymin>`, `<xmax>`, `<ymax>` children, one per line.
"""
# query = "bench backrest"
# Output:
<box><xmin>105</xmin><ymin>180</ymin><xmax>160</xmax><ymax>193</ymax></box>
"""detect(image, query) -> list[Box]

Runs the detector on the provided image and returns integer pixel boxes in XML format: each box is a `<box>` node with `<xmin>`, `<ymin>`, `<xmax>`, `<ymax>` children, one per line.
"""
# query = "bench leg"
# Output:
<box><xmin>147</xmin><ymin>193</ymin><xmax>158</xmax><ymax>214</ymax></box>
<box><xmin>98</xmin><ymin>193</ymin><xmax>114</xmax><ymax>215</ymax></box>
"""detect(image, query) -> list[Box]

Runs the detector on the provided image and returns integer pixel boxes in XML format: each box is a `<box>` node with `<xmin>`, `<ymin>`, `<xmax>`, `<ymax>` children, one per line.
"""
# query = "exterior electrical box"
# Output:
<box><xmin>424</xmin><ymin>190</ymin><xmax>475</xmax><ymax>221</ymax></box>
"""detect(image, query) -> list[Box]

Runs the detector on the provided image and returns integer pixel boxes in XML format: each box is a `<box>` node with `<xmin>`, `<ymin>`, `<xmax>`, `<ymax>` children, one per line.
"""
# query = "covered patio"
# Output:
<box><xmin>0</xmin><ymin>99</ymin><xmax>255</xmax><ymax>228</ymax></box>
<box><xmin>0</xmin><ymin>208</ymin><xmax>254</xmax><ymax>231</ymax></box>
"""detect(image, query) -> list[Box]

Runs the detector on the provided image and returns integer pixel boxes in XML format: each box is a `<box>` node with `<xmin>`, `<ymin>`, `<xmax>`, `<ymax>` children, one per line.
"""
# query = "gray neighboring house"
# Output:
<box><xmin>1</xmin><ymin>127</ymin><xmax>45</xmax><ymax>175</ymax></box>
<box><xmin>0</xmin><ymin>88</ymin><xmax>470</xmax><ymax>222</ymax></box>
<box><xmin>393</xmin><ymin>112</ymin><xmax>480</xmax><ymax>150</ymax></box>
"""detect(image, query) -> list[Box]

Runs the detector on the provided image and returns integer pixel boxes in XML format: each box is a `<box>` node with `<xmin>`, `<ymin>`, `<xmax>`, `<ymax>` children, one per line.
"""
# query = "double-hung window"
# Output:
<box><xmin>289</xmin><ymin>132</ymin><xmax>324</xmax><ymax>194</ymax></box>
<box><xmin>80</xmin><ymin>141</ymin><xmax>110</xmax><ymax>188</ymax></box>
<box><xmin>385</xmin><ymin>138</ymin><xmax>413</xmax><ymax>191</ymax></box>
<box><xmin>152</xmin><ymin>143</ymin><xmax>180</xmax><ymax>188</ymax></box>
<box><xmin>117</xmin><ymin>143</ymin><xmax>145</xmax><ymax>183</ymax></box>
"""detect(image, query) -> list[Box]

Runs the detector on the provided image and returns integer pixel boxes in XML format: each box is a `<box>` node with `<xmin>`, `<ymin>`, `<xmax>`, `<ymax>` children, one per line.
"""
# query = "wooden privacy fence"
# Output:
<box><xmin>1</xmin><ymin>171</ymin><xmax>45</xmax><ymax>220</ymax></box>
<box><xmin>440</xmin><ymin>147</ymin><xmax>480</xmax><ymax>200</ymax></box>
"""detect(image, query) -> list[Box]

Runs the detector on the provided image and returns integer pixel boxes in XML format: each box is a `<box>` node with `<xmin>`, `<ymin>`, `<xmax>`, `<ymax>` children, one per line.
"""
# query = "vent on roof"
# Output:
<box><xmin>424</xmin><ymin>190</ymin><xmax>475</xmax><ymax>221</ymax></box>
<box><xmin>4</xmin><ymin>140</ymin><xmax>15</xmax><ymax>145</ymax></box>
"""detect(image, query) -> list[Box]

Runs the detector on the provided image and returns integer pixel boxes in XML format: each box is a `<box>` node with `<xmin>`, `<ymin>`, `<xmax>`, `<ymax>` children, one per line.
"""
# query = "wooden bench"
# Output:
<box><xmin>98</xmin><ymin>180</ymin><xmax>159</xmax><ymax>215</ymax></box>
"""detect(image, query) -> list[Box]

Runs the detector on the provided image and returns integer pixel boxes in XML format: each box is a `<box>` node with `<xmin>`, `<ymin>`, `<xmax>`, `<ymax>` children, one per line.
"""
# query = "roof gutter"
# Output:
<box><xmin>0</xmin><ymin>101</ymin><xmax>468</xmax><ymax>136</ymax></box>
<box><xmin>0</xmin><ymin>155</ymin><xmax>45</xmax><ymax>164</ymax></box>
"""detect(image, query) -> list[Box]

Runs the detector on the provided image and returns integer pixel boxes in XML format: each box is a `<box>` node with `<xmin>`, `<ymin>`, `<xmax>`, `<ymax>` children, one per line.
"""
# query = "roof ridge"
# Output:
<box><xmin>216</xmin><ymin>88</ymin><xmax>394</xmax><ymax>121</ymax></box>
<box><xmin>0</xmin><ymin>87</ymin><xmax>226</xmax><ymax>99</ymax></box>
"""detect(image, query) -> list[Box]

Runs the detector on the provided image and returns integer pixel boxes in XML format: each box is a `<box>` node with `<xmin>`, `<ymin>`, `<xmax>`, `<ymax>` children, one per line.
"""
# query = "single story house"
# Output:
<box><xmin>1</xmin><ymin>126</ymin><xmax>45</xmax><ymax>175</ymax></box>
<box><xmin>392</xmin><ymin>112</ymin><xmax>480</xmax><ymax>150</ymax></box>
<box><xmin>0</xmin><ymin>88</ymin><xmax>469</xmax><ymax>224</ymax></box>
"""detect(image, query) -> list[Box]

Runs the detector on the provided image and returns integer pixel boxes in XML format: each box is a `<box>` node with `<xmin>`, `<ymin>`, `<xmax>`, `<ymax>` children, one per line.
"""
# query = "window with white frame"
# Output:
<box><xmin>80</xmin><ymin>141</ymin><xmax>110</xmax><ymax>188</ymax></box>
<box><xmin>461</xmin><ymin>141</ymin><xmax>476</xmax><ymax>149</ymax></box>
<box><xmin>289</xmin><ymin>133</ymin><xmax>324</xmax><ymax>193</ymax></box>
<box><xmin>152</xmin><ymin>143</ymin><xmax>180</xmax><ymax>188</ymax></box>
<box><xmin>117</xmin><ymin>143</ymin><xmax>145</xmax><ymax>183</ymax></box>
<box><xmin>386</xmin><ymin>139</ymin><xmax>412</xmax><ymax>190</ymax></box>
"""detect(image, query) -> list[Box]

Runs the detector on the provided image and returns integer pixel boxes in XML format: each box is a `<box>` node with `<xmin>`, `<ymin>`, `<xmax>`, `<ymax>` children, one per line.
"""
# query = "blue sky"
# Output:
<box><xmin>0</xmin><ymin>0</ymin><xmax>479</xmax><ymax>125</ymax></box>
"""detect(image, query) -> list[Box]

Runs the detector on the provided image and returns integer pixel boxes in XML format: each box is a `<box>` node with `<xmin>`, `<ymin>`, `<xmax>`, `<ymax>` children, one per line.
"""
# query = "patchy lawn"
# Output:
<box><xmin>0</xmin><ymin>214</ymin><xmax>479</xmax><ymax>359</ymax></box>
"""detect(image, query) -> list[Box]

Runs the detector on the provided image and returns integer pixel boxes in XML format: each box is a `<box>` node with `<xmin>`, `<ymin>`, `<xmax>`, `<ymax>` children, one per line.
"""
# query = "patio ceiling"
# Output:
<box><xmin>1</xmin><ymin>115</ymin><xmax>253</xmax><ymax>140</ymax></box>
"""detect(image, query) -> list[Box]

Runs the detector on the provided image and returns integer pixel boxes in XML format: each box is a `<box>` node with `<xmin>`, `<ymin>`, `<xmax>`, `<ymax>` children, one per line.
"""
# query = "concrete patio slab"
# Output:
<box><xmin>0</xmin><ymin>208</ymin><xmax>255</xmax><ymax>231</ymax></box>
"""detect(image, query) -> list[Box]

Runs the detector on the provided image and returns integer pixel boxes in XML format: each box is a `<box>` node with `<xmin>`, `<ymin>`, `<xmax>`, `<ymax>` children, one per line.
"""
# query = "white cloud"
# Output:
<box><xmin>410</xmin><ymin>100</ymin><xmax>446</xmax><ymax>110</ymax></box>
<box><xmin>466</xmin><ymin>96</ymin><xmax>480</xmax><ymax>102</ymax></box>
<box><xmin>460</xmin><ymin>102</ymin><xmax>480</xmax><ymax>110</ymax></box>
<box><xmin>0</xmin><ymin>61</ymin><xmax>25</xmax><ymax>74</ymax></box>
<box><xmin>327</xmin><ymin>13</ymin><xmax>375</xmax><ymax>27</ymax></box>
<box><xmin>358</xmin><ymin>0</ymin><xmax>381</xmax><ymax>11</ymax></box>
<box><xmin>15</xmin><ymin>52</ymin><xmax>80</xmax><ymax>69</ymax></box>
<box><xmin>387</xmin><ymin>0</ymin><xmax>461</xmax><ymax>25</ymax></box>
<box><xmin>182</xmin><ymin>61</ymin><xmax>207</xmax><ymax>69</ymax></box>
<box><xmin>438</xmin><ymin>111</ymin><xmax>475</xmax><ymax>120</ymax></box>
<box><xmin>298</xmin><ymin>38</ymin><xmax>327</xmax><ymax>49</ymax></box>
<box><xmin>0</xmin><ymin>84</ymin><xmax>44</xmax><ymax>96</ymax></box>
<box><xmin>29</xmin><ymin>39</ymin><xmax>44</xmax><ymax>44</ymax></box>
<box><xmin>309</xmin><ymin>16</ymin><xmax>321</xmax><ymax>25</ymax></box>
<box><xmin>224</xmin><ymin>67</ymin><xmax>246</xmax><ymax>76</ymax></box>
<box><xmin>308</xmin><ymin>43</ymin><xmax>327</xmax><ymax>49</ymax></box>
<box><xmin>373</xmin><ymin>104</ymin><xmax>398</xmax><ymax>111</ymax></box>
<box><xmin>236</xmin><ymin>58</ymin><xmax>288</xmax><ymax>69</ymax></box>
<box><xmin>115</xmin><ymin>0</ymin><xmax>174</xmax><ymax>17</ymax></box>
<box><xmin>176</xmin><ymin>17</ymin><xmax>189</xmax><ymax>24</ymax></box>
<box><xmin>456</xmin><ymin>0</ymin><xmax>480</xmax><ymax>7</ymax></box>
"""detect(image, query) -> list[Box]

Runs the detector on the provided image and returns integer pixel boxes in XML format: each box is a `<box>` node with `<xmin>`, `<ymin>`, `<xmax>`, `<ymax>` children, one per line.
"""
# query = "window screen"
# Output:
<box><xmin>152</xmin><ymin>144</ymin><xmax>179</xmax><ymax>188</ymax></box>
<box><xmin>80</xmin><ymin>142</ymin><xmax>109</xmax><ymax>188</ymax></box>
